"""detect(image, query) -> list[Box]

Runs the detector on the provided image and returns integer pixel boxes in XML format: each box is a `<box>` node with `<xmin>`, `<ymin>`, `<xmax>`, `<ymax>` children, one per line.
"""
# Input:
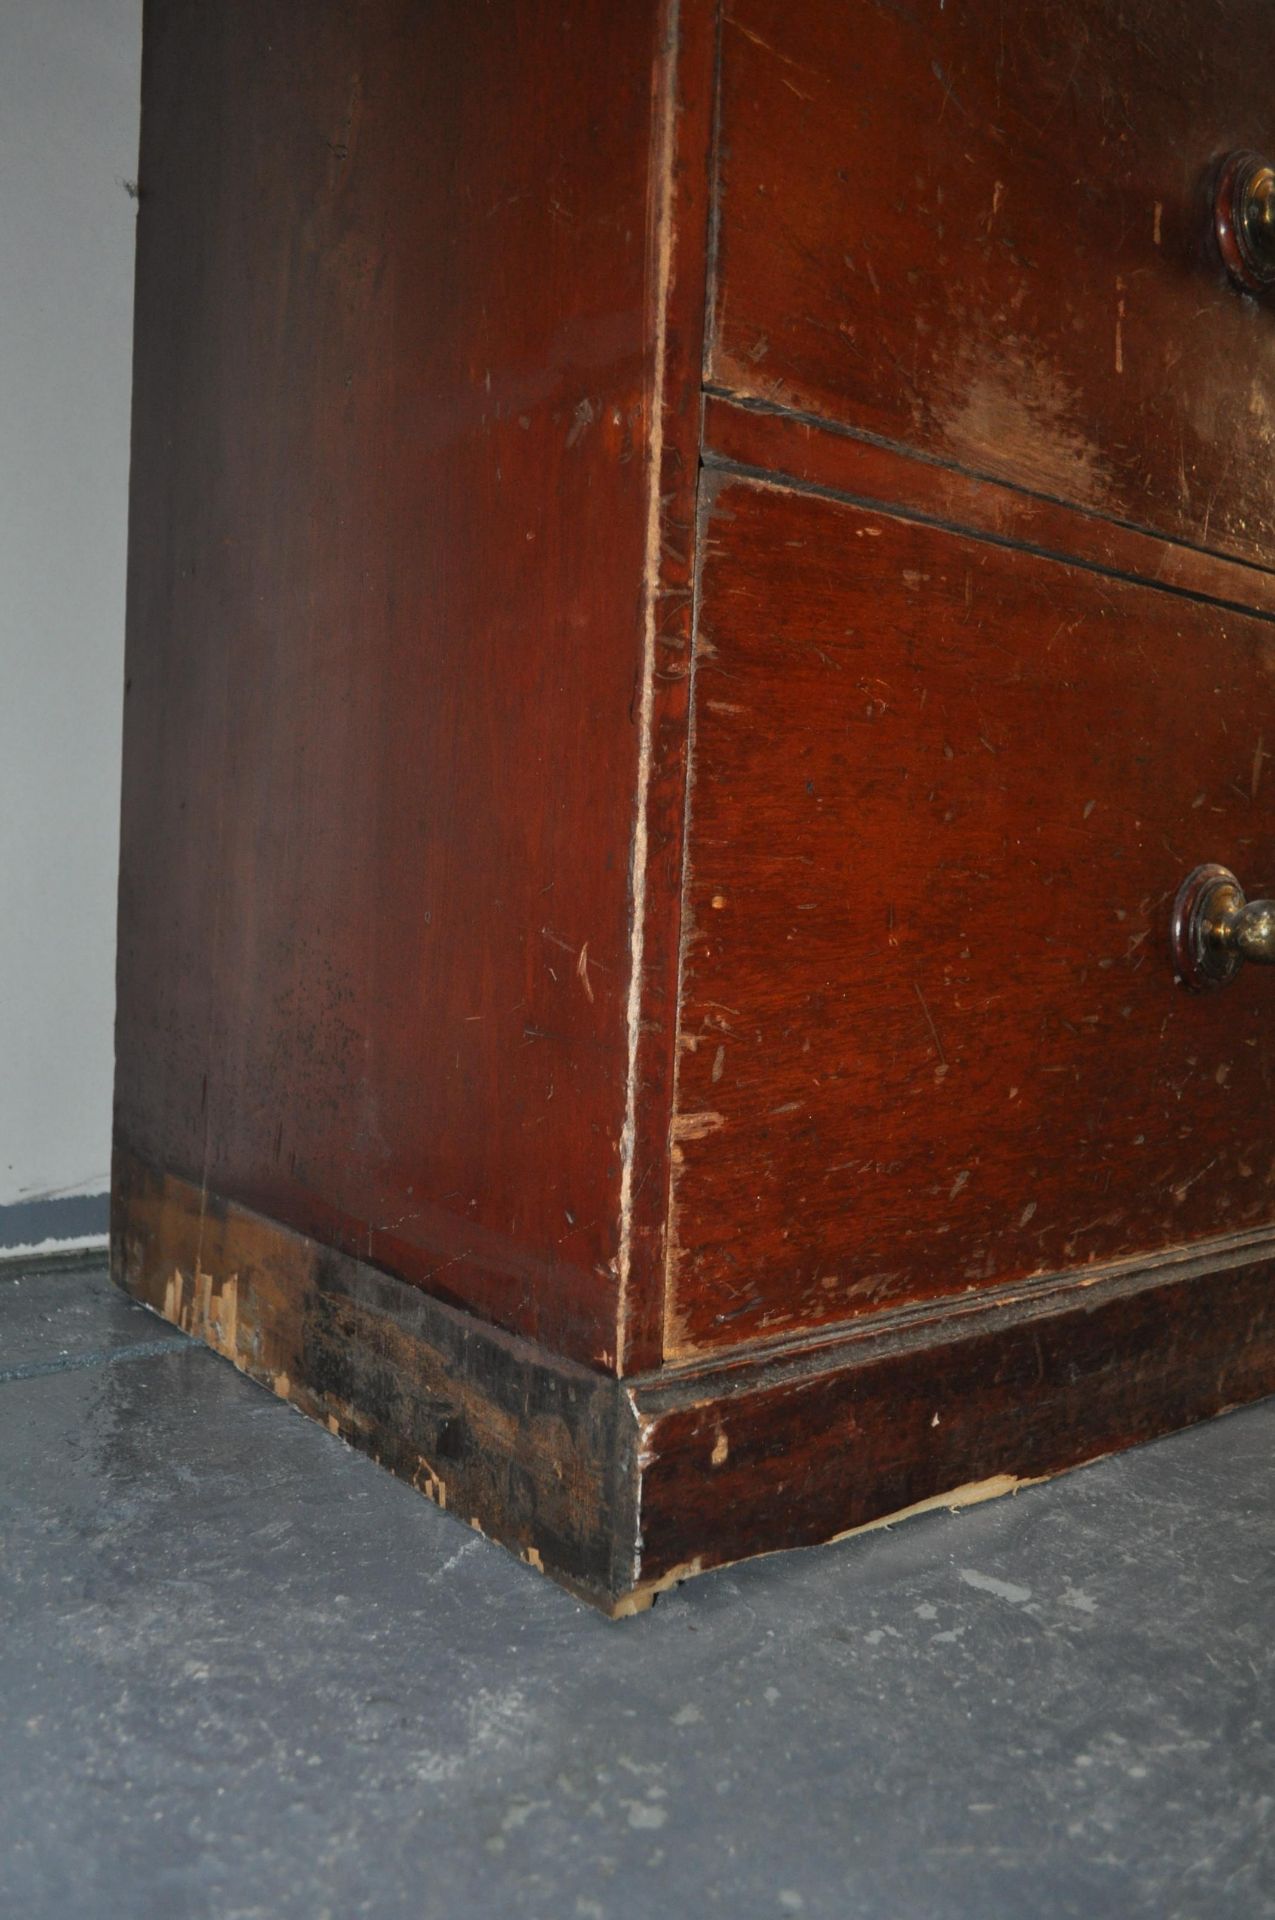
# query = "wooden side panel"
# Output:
<box><xmin>709</xmin><ymin>0</ymin><xmax>1275</xmax><ymax>569</ymax></box>
<box><xmin>670</xmin><ymin>476</ymin><xmax>1275</xmax><ymax>1356</ymax></box>
<box><xmin>117</xmin><ymin>0</ymin><xmax>676</xmax><ymax>1366</ymax></box>
<box><xmin>113</xmin><ymin>1149</ymin><xmax>643</xmax><ymax>1613</ymax></box>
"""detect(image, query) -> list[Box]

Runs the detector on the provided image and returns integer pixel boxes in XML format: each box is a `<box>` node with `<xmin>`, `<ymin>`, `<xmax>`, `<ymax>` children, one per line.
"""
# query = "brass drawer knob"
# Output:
<box><xmin>1215</xmin><ymin>151</ymin><xmax>1275</xmax><ymax>292</ymax></box>
<box><xmin>1172</xmin><ymin>862</ymin><xmax>1275</xmax><ymax>990</ymax></box>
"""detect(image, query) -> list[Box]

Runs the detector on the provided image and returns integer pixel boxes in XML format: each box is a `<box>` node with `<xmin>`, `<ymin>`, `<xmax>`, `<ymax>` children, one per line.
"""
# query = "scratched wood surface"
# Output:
<box><xmin>702</xmin><ymin>394</ymin><xmax>1275</xmax><ymax>622</ymax></box>
<box><xmin>116</xmin><ymin>0</ymin><xmax>699</xmax><ymax>1368</ymax></box>
<box><xmin>709</xmin><ymin>0</ymin><xmax>1275</xmax><ymax>569</ymax></box>
<box><xmin>613</xmin><ymin>0</ymin><xmax>719</xmax><ymax>1372</ymax></box>
<box><xmin>668</xmin><ymin>475</ymin><xmax>1275</xmax><ymax>1356</ymax></box>
<box><xmin>115</xmin><ymin>0</ymin><xmax>1275</xmax><ymax>1605</ymax></box>
<box><xmin>636</xmin><ymin>1233</ymin><xmax>1275</xmax><ymax>1588</ymax></box>
<box><xmin>112</xmin><ymin>1149</ymin><xmax>643</xmax><ymax>1612</ymax></box>
<box><xmin>113</xmin><ymin>1146</ymin><xmax>1275</xmax><ymax>1611</ymax></box>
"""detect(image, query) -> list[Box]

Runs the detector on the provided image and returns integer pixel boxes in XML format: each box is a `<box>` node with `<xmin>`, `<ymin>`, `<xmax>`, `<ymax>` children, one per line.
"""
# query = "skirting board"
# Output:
<box><xmin>0</xmin><ymin>1189</ymin><xmax>109</xmax><ymax>1258</ymax></box>
<box><xmin>112</xmin><ymin>1149</ymin><xmax>1275</xmax><ymax>1616</ymax></box>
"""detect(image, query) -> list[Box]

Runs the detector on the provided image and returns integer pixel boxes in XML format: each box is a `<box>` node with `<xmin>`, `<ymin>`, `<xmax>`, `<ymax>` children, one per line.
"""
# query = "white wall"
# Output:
<box><xmin>0</xmin><ymin>0</ymin><xmax>141</xmax><ymax>1249</ymax></box>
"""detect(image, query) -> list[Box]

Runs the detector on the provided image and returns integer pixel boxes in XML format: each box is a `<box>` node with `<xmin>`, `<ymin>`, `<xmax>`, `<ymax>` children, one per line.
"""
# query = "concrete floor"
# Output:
<box><xmin>2</xmin><ymin>1259</ymin><xmax>1272</xmax><ymax>1920</ymax></box>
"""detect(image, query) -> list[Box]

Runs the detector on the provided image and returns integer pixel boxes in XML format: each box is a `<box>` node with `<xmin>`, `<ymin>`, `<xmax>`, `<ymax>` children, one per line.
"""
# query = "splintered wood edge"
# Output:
<box><xmin>627</xmin><ymin>1236</ymin><xmax>1275</xmax><ymax>1597</ymax></box>
<box><xmin>112</xmin><ymin>1149</ymin><xmax>1275</xmax><ymax>1618</ymax></box>
<box><xmin>111</xmin><ymin>1149</ymin><xmax>639</xmax><ymax>1616</ymax></box>
<box><xmin>619</xmin><ymin>1471</ymin><xmax>1057</xmax><ymax>1614</ymax></box>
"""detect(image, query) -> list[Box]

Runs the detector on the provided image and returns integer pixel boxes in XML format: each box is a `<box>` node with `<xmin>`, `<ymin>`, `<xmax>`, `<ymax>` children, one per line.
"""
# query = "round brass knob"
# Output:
<box><xmin>1172</xmin><ymin>863</ymin><xmax>1275</xmax><ymax>990</ymax></box>
<box><xmin>1214</xmin><ymin>151</ymin><xmax>1275</xmax><ymax>292</ymax></box>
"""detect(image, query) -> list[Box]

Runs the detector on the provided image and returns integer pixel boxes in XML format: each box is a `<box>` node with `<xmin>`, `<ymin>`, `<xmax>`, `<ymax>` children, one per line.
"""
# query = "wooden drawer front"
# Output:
<box><xmin>710</xmin><ymin>0</ymin><xmax>1275</xmax><ymax>570</ymax></box>
<box><xmin>668</xmin><ymin>477</ymin><xmax>1275</xmax><ymax>1357</ymax></box>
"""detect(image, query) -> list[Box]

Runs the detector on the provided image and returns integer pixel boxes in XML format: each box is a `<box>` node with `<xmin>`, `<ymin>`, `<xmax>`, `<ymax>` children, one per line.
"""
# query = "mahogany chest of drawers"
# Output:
<box><xmin>115</xmin><ymin>0</ymin><xmax>1275</xmax><ymax>1612</ymax></box>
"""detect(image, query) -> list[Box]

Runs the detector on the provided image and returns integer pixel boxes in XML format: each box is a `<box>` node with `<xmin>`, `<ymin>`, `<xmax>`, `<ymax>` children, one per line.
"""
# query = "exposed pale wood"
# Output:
<box><xmin>113</xmin><ymin>1151</ymin><xmax>1275</xmax><ymax>1612</ymax></box>
<box><xmin>669</xmin><ymin>473</ymin><xmax>1275</xmax><ymax>1355</ymax></box>
<box><xmin>112</xmin><ymin>1149</ymin><xmax>640</xmax><ymax>1613</ymax></box>
<box><xmin>117</xmin><ymin>0</ymin><xmax>701</xmax><ymax>1369</ymax></box>
<box><xmin>709</xmin><ymin>0</ymin><xmax>1275</xmax><ymax>569</ymax></box>
<box><xmin>703</xmin><ymin>393</ymin><xmax>1275</xmax><ymax>622</ymax></box>
<box><xmin>617</xmin><ymin>0</ymin><xmax>720</xmax><ymax>1372</ymax></box>
<box><xmin>115</xmin><ymin>0</ymin><xmax>1275</xmax><ymax>1609</ymax></box>
<box><xmin>632</xmin><ymin>1227</ymin><xmax>1275</xmax><ymax>1591</ymax></box>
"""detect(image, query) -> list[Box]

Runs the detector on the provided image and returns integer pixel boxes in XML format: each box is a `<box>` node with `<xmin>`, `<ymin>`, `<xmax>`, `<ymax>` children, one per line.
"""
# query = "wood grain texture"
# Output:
<box><xmin>113</xmin><ymin>1149</ymin><xmax>1275</xmax><ymax>1611</ymax></box>
<box><xmin>616</xmin><ymin>0</ymin><xmax>720</xmax><ymax>1372</ymax></box>
<box><xmin>634</xmin><ymin>1230</ymin><xmax>1275</xmax><ymax>1588</ymax></box>
<box><xmin>709</xmin><ymin>0</ymin><xmax>1275</xmax><ymax>568</ymax></box>
<box><xmin>116</xmin><ymin>0</ymin><xmax>1275</xmax><ymax>1607</ymax></box>
<box><xmin>116</xmin><ymin>0</ymin><xmax>695</xmax><ymax>1369</ymax></box>
<box><xmin>703</xmin><ymin>393</ymin><xmax>1275</xmax><ymax>623</ymax></box>
<box><xmin>669</xmin><ymin>475</ymin><xmax>1275</xmax><ymax>1355</ymax></box>
<box><xmin>112</xmin><ymin>1148</ymin><xmax>644</xmax><ymax>1613</ymax></box>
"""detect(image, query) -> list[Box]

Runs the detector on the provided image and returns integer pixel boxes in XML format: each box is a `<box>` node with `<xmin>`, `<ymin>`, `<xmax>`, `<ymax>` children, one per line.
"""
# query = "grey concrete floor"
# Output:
<box><xmin>1</xmin><ymin>1259</ymin><xmax>1272</xmax><ymax>1920</ymax></box>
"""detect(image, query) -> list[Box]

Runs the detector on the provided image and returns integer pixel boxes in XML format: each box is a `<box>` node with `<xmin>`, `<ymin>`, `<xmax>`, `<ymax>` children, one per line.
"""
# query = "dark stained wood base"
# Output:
<box><xmin>112</xmin><ymin>1149</ymin><xmax>1275</xmax><ymax>1615</ymax></box>
<box><xmin>111</xmin><ymin>1150</ymin><xmax>644</xmax><ymax>1616</ymax></box>
<box><xmin>634</xmin><ymin>1242</ymin><xmax>1275</xmax><ymax>1589</ymax></box>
